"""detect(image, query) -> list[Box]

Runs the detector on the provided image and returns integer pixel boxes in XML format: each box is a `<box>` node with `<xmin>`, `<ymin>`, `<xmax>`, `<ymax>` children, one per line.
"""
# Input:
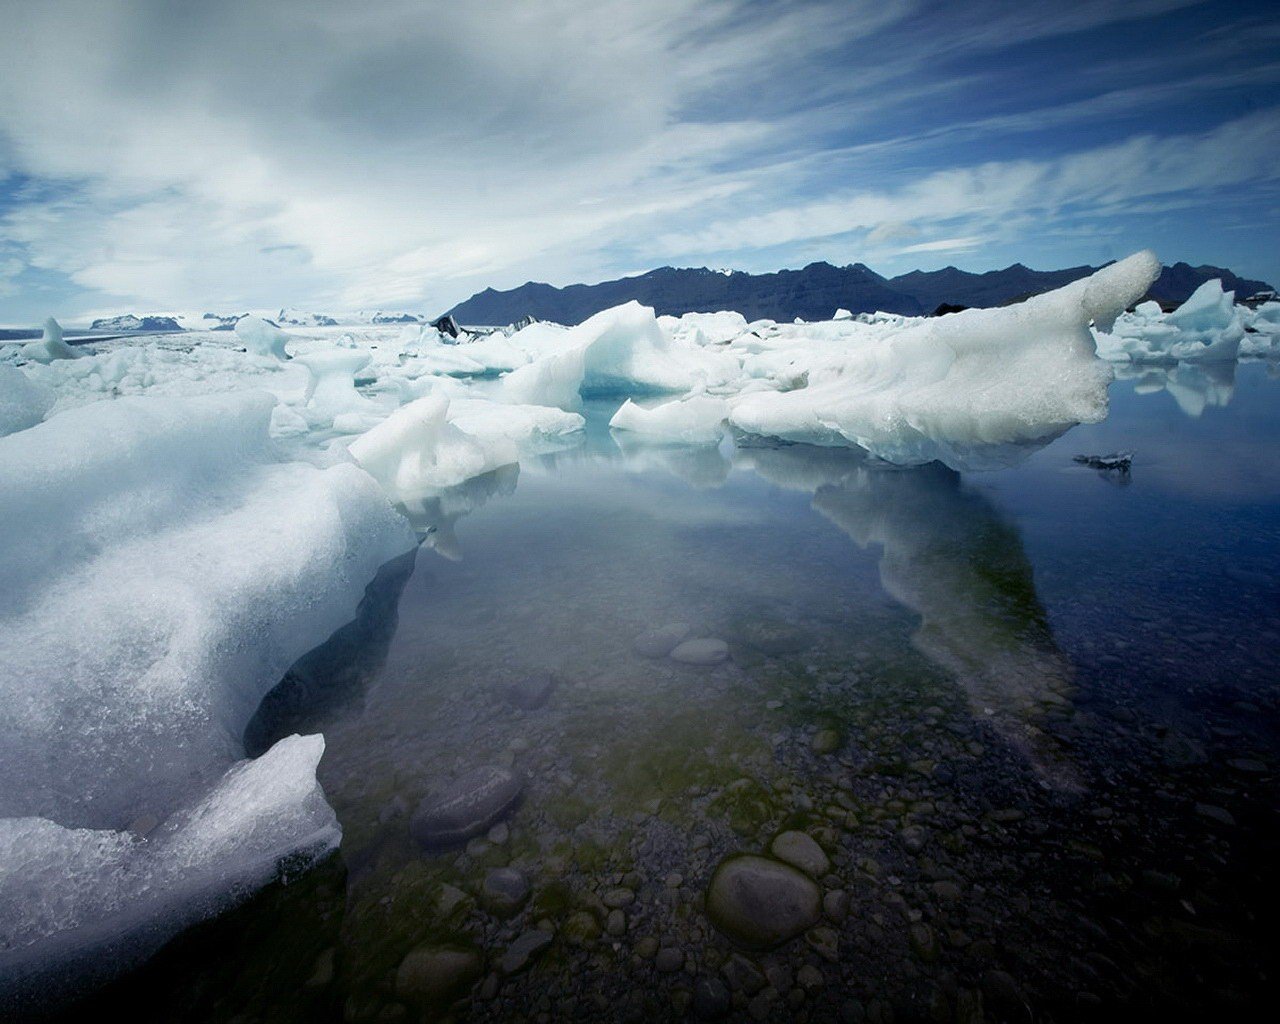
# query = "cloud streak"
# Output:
<box><xmin>0</xmin><ymin>0</ymin><xmax>1276</xmax><ymax>319</ymax></box>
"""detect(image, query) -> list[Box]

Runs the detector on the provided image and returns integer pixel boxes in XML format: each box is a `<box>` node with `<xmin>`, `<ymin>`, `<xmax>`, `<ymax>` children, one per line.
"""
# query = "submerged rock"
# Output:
<box><xmin>811</xmin><ymin>728</ymin><xmax>842</xmax><ymax>755</ymax></box>
<box><xmin>410</xmin><ymin>766</ymin><xmax>523</xmax><ymax>848</ymax></box>
<box><xmin>670</xmin><ymin>638</ymin><xmax>729</xmax><ymax>665</ymax></box>
<box><xmin>634</xmin><ymin>622</ymin><xmax>691</xmax><ymax>657</ymax></box>
<box><xmin>482</xmin><ymin>867</ymin><xmax>530</xmax><ymax>916</ymax></box>
<box><xmin>395</xmin><ymin>945</ymin><xmax>482</xmax><ymax>1005</ymax></box>
<box><xmin>706</xmin><ymin>854</ymin><xmax>821</xmax><ymax>949</ymax></box>
<box><xmin>500</xmin><ymin>930</ymin><xmax>552</xmax><ymax>974</ymax></box>
<box><xmin>769</xmin><ymin>831</ymin><xmax>830</xmax><ymax>878</ymax></box>
<box><xmin>501</xmin><ymin>672</ymin><xmax>557</xmax><ymax>710</ymax></box>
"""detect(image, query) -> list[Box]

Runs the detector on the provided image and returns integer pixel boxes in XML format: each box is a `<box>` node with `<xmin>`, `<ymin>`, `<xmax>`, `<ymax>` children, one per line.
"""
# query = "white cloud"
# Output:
<box><xmin>655</xmin><ymin>110</ymin><xmax>1280</xmax><ymax>257</ymax></box>
<box><xmin>0</xmin><ymin>0</ymin><xmax>1272</xmax><ymax>316</ymax></box>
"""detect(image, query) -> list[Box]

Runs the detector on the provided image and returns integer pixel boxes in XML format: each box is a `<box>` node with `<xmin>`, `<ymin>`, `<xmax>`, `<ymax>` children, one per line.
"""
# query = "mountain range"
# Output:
<box><xmin>446</xmin><ymin>260</ymin><xmax>1274</xmax><ymax>326</ymax></box>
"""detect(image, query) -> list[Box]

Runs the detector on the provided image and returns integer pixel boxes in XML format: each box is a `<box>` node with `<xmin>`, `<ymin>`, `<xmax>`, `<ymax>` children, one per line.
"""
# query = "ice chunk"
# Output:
<box><xmin>234</xmin><ymin>315</ymin><xmax>292</xmax><ymax>359</ymax></box>
<box><xmin>447</xmin><ymin>397</ymin><xmax>584</xmax><ymax>453</ymax></box>
<box><xmin>500</xmin><ymin>302</ymin><xmax>739</xmax><ymax>409</ymax></box>
<box><xmin>1095</xmin><ymin>279</ymin><xmax>1245</xmax><ymax>364</ymax></box>
<box><xmin>295</xmin><ymin>346</ymin><xmax>377</xmax><ymax>425</ymax></box>
<box><xmin>727</xmin><ymin>251</ymin><xmax>1160</xmax><ymax>469</ymax></box>
<box><xmin>609</xmin><ymin>393</ymin><xmax>729</xmax><ymax>444</ymax></box>
<box><xmin>500</xmin><ymin>344</ymin><xmax>586</xmax><ymax>410</ymax></box>
<box><xmin>0</xmin><ymin>735</ymin><xmax>337</xmax><ymax>1006</ymax></box>
<box><xmin>1241</xmin><ymin>300</ymin><xmax>1280</xmax><ymax>357</ymax></box>
<box><xmin>0</xmin><ymin>392</ymin><xmax>414</xmax><ymax>987</ymax></box>
<box><xmin>19</xmin><ymin>318</ymin><xmax>80</xmax><ymax>363</ymax></box>
<box><xmin>0</xmin><ymin>365</ymin><xmax>54</xmax><ymax>436</ymax></box>
<box><xmin>349</xmin><ymin>393</ymin><xmax>518</xmax><ymax>499</ymax></box>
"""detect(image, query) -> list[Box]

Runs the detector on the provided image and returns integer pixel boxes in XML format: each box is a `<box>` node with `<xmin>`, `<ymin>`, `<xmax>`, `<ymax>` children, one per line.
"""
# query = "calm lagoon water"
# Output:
<box><xmin>68</xmin><ymin>363</ymin><xmax>1279</xmax><ymax>1023</ymax></box>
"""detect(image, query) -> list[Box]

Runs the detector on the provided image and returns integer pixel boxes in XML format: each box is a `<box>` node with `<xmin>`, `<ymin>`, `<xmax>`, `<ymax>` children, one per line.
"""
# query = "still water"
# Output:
<box><xmin>70</xmin><ymin>363</ymin><xmax>1279</xmax><ymax>1023</ymax></box>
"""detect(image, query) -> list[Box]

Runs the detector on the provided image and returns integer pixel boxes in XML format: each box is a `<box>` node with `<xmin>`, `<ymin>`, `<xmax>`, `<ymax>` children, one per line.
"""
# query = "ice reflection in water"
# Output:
<box><xmin>741</xmin><ymin>446</ymin><xmax>1077</xmax><ymax>788</ymax></box>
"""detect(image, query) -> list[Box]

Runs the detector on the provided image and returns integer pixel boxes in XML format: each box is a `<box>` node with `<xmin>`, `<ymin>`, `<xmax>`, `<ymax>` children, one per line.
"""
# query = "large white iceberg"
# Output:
<box><xmin>727</xmin><ymin>251</ymin><xmax>1161</xmax><ymax>468</ymax></box>
<box><xmin>0</xmin><ymin>392</ymin><xmax>414</xmax><ymax>992</ymax></box>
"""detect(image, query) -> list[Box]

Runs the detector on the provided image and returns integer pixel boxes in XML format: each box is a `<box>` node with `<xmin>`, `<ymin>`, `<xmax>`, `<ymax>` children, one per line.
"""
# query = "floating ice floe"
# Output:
<box><xmin>1094</xmin><ymin>279</ymin><xmax>1250</xmax><ymax>363</ymax></box>
<box><xmin>0</xmin><ymin>392</ymin><xmax>414</xmax><ymax>999</ymax></box>
<box><xmin>19</xmin><ymin>318</ymin><xmax>81</xmax><ymax>364</ymax></box>
<box><xmin>610</xmin><ymin>392</ymin><xmax>730</xmax><ymax>444</ymax></box>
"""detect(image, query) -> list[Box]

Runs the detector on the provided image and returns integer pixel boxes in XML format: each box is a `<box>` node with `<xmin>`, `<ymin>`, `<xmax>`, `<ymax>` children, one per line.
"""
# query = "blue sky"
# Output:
<box><xmin>0</xmin><ymin>0</ymin><xmax>1276</xmax><ymax>323</ymax></box>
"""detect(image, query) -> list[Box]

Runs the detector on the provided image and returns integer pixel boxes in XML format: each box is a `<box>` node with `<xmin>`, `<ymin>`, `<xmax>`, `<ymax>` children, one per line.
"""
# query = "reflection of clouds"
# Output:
<box><xmin>1114</xmin><ymin>361</ymin><xmax>1236</xmax><ymax>418</ymax></box>
<box><xmin>739</xmin><ymin>443</ymin><xmax>1079</xmax><ymax>787</ymax></box>
<box><xmin>396</xmin><ymin>465</ymin><xmax>520</xmax><ymax>560</ymax></box>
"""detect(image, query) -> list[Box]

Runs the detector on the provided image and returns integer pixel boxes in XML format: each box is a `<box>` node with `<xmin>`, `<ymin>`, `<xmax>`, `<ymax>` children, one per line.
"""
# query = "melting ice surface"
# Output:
<box><xmin>0</xmin><ymin>250</ymin><xmax>1275</xmax><ymax>1007</ymax></box>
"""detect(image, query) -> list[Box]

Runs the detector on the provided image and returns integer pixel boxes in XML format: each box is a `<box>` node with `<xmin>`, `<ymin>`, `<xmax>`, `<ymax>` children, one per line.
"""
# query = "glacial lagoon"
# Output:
<box><xmin>56</xmin><ymin>363</ymin><xmax>1280</xmax><ymax>1023</ymax></box>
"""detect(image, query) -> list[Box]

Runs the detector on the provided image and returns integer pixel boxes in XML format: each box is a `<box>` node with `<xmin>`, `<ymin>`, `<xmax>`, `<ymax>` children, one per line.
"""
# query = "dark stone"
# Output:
<box><xmin>409</xmin><ymin>766</ymin><xmax>523</xmax><ymax>848</ymax></box>
<box><xmin>692</xmin><ymin>976</ymin><xmax>732</xmax><ymax>1019</ymax></box>
<box><xmin>501</xmin><ymin>673</ymin><xmax>557</xmax><ymax>710</ymax></box>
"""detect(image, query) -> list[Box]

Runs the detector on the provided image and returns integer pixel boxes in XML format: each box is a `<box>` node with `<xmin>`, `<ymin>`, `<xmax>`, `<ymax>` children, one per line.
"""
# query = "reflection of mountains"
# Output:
<box><xmin>1114</xmin><ymin>361</ymin><xmax>1236</xmax><ymax>418</ymax></box>
<box><xmin>741</xmin><ymin>444</ymin><xmax>1078</xmax><ymax>787</ymax></box>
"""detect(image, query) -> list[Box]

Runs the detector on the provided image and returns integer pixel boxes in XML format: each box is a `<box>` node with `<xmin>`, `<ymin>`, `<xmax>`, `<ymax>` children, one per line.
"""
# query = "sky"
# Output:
<box><xmin>0</xmin><ymin>0</ymin><xmax>1277</xmax><ymax>323</ymax></box>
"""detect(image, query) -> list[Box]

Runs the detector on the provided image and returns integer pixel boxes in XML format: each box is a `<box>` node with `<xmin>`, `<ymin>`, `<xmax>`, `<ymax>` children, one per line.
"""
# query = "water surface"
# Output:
<box><xmin>70</xmin><ymin>363</ymin><xmax>1280</xmax><ymax>1023</ymax></box>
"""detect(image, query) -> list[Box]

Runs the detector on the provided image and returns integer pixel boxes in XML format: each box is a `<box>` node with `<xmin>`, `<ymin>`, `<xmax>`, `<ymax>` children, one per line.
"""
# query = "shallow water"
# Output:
<box><xmin>67</xmin><ymin>363</ymin><xmax>1279</xmax><ymax>1022</ymax></box>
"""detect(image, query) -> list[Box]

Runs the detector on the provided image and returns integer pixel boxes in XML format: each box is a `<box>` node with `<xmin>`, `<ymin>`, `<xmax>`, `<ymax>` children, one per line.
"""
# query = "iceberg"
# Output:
<box><xmin>0</xmin><ymin>392</ymin><xmax>414</xmax><ymax>996</ymax></box>
<box><xmin>348</xmin><ymin>393</ymin><xmax>519</xmax><ymax>499</ymax></box>
<box><xmin>295</xmin><ymin>345</ymin><xmax>379</xmax><ymax>427</ymax></box>
<box><xmin>727</xmin><ymin>251</ymin><xmax>1161</xmax><ymax>469</ymax></box>
<box><xmin>19</xmin><ymin>318</ymin><xmax>80</xmax><ymax>364</ymax></box>
<box><xmin>500</xmin><ymin>301</ymin><xmax>740</xmax><ymax>408</ymax></box>
<box><xmin>234</xmin><ymin>315</ymin><xmax>292</xmax><ymax>360</ymax></box>
<box><xmin>1095</xmin><ymin>279</ymin><xmax>1246</xmax><ymax>364</ymax></box>
<box><xmin>609</xmin><ymin>393</ymin><xmax>729</xmax><ymax>444</ymax></box>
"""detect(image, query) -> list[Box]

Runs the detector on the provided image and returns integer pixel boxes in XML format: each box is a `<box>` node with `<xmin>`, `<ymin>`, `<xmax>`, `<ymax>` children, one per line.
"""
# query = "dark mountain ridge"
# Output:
<box><xmin>447</xmin><ymin>260</ymin><xmax>1274</xmax><ymax>326</ymax></box>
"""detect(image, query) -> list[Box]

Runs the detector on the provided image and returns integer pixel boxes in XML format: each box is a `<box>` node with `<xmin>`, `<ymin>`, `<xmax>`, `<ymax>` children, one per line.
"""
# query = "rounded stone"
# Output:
<box><xmin>482</xmin><ymin>867</ymin><xmax>529</xmax><ymax>916</ymax></box>
<box><xmin>395</xmin><ymin>945</ymin><xmax>482</xmax><ymax>1005</ymax></box>
<box><xmin>655</xmin><ymin>947</ymin><xmax>685</xmax><ymax>973</ymax></box>
<box><xmin>502</xmin><ymin>673</ymin><xmax>557</xmax><ymax>710</ymax></box>
<box><xmin>634</xmin><ymin>622</ymin><xmax>691</xmax><ymax>658</ymax></box>
<box><xmin>692</xmin><ymin>976</ymin><xmax>732</xmax><ymax>1019</ymax></box>
<box><xmin>500</xmin><ymin>930</ymin><xmax>552</xmax><ymax>974</ymax></box>
<box><xmin>769</xmin><ymin>831</ymin><xmax>830</xmax><ymax>879</ymax></box>
<box><xmin>811</xmin><ymin>729</ymin><xmax>842</xmax><ymax>755</ymax></box>
<box><xmin>705</xmin><ymin>854</ymin><xmax>821</xmax><ymax>949</ymax></box>
<box><xmin>409</xmin><ymin>766</ymin><xmax>523</xmax><ymax>849</ymax></box>
<box><xmin>562</xmin><ymin>910</ymin><xmax>601</xmax><ymax>946</ymax></box>
<box><xmin>670</xmin><ymin>638</ymin><xmax>729</xmax><ymax>665</ymax></box>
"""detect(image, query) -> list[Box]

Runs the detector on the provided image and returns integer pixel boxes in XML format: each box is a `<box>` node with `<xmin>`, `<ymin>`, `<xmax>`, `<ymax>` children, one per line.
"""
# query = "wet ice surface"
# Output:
<box><xmin>69</xmin><ymin>366</ymin><xmax>1279</xmax><ymax>1023</ymax></box>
